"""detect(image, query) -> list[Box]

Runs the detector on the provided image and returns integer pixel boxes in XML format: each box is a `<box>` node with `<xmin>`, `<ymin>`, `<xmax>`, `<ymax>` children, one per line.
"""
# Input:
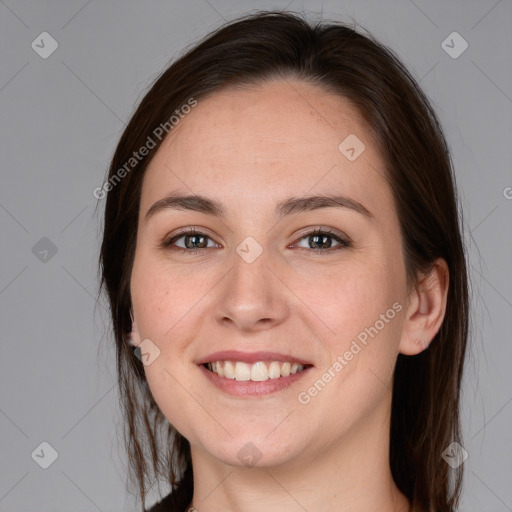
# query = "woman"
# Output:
<box><xmin>98</xmin><ymin>10</ymin><xmax>469</xmax><ymax>512</ymax></box>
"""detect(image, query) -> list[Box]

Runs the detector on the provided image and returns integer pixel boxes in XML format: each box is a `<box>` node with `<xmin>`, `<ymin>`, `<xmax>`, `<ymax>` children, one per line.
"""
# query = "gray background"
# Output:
<box><xmin>1</xmin><ymin>0</ymin><xmax>511</xmax><ymax>510</ymax></box>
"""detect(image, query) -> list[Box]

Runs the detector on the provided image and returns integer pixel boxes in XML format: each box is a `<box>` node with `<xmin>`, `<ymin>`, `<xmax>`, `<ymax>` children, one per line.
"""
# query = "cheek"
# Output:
<box><xmin>130</xmin><ymin>256</ymin><xmax>203</xmax><ymax>433</ymax></box>
<box><xmin>298</xmin><ymin>287</ymin><xmax>403</xmax><ymax>440</ymax></box>
<box><xmin>130</xmin><ymin>253</ymin><xmax>212</xmax><ymax>392</ymax></box>
<box><xmin>293</xmin><ymin>254</ymin><xmax>405</xmax><ymax>400</ymax></box>
<box><xmin>131</xmin><ymin>252</ymin><xmax>203</xmax><ymax>339</ymax></box>
<box><xmin>291</xmin><ymin>254</ymin><xmax>403</xmax><ymax>341</ymax></box>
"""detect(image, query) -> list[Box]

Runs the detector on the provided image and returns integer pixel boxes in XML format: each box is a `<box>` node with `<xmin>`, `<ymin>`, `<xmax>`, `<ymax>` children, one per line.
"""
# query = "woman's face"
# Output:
<box><xmin>130</xmin><ymin>79</ymin><xmax>412</xmax><ymax>468</ymax></box>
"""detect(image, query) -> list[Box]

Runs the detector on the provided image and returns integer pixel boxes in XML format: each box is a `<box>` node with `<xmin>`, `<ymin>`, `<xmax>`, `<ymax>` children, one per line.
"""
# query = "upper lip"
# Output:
<box><xmin>196</xmin><ymin>350</ymin><xmax>313</xmax><ymax>366</ymax></box>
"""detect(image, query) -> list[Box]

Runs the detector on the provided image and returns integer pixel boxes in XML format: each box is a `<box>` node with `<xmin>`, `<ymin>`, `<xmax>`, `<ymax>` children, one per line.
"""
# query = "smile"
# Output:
<box><xmin>204</xmin><ymin>360</ymin><xmax>308</xmax><ymax>381</ymax></box>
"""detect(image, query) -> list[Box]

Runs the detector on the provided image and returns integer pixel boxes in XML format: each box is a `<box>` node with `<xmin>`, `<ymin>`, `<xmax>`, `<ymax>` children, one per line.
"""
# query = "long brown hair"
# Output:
<box><xmin>98</xmin><ymin>10</ymin><xmax>469</xmax><ymax>511</ymax></box>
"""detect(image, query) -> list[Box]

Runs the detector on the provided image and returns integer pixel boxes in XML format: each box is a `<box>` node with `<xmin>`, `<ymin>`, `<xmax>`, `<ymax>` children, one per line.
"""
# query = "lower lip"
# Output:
<box><xmin>199</xmin><ymin>364</ymin><xmax>312</xmax><ymax>397</ymax></box>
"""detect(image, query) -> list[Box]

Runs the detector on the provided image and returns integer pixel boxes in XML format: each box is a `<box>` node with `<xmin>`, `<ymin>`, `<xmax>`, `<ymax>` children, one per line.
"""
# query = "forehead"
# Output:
<box><xmin>141</xmin><ymin>79</ymin><xmax>392</xmax><ymax>220</ymax></box>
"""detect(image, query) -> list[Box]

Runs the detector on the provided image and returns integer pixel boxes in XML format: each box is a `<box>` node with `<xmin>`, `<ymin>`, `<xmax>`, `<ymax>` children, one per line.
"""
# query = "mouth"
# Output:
<box><xmin>196</xmin><ymin>351</ymin><xmax>314</xmax><ymax>397</ymax></box>
<box><xmin>202</xmin><ymin>360</ymin><xmax>312</xmax><ymax>382</ymax></box>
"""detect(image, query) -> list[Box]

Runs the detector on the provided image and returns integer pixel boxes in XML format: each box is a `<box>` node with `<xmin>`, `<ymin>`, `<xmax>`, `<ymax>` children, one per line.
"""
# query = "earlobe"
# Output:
<box><xmin>399</xmin><ymin>259</ymin><xmax>449</xmax><ymax>356</ymax></box>
<box><xmin>129</xmin><ymin>316</ymin><xmax>142</xmax><ymax>347</ymax></box>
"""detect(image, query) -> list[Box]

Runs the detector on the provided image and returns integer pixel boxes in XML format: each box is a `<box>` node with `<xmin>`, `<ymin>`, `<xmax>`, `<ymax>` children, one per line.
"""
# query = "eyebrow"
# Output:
<box><xmin>144</xmin><ymin>192</ymin><xmax>373</xmax><ymax>222</ymax></box>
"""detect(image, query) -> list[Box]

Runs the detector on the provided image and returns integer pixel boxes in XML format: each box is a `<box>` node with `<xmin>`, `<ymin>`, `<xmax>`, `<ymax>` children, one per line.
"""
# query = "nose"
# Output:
<box><xmin>213</xmin><ymin>247</ymin><xmax>290</xmax><ymax>332</ymax></box>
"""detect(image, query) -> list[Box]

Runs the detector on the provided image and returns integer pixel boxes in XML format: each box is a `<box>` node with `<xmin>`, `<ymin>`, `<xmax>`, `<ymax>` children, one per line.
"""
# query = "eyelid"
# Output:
<box><xmin>162</xmin><ymin>226</ymin><xmax>220</xmax><ymax>248</ymax></box>
<box><xmin>290</xmin><ymin>226</ymin><xmax>351</xmax><ymax>244</ymax></box>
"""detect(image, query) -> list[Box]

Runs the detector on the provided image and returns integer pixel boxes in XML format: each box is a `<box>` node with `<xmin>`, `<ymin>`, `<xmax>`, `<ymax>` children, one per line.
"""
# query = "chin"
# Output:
<box><xmin>196</xmin><ymin>430</ymin><xmax>304</xmax><ymax>469</ymax></box>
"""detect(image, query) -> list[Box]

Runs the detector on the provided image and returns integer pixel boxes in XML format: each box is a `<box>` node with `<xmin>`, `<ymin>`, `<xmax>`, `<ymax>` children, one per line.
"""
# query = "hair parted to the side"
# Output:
<box><xmin>97</xmin><ymin>10</ymin><xmax>469</xmax><ymax>512</ymax></box>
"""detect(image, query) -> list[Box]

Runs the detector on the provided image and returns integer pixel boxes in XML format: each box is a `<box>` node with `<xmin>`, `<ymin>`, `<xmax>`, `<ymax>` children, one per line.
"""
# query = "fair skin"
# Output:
<box><xmin>130</xmin><ymin>79</ymin><xmax>449</xmax><ymax>512</ymax></box>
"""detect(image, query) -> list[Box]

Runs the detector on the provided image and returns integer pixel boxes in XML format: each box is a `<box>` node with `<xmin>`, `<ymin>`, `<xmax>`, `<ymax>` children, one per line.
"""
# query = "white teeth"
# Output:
<box><xmin>235</xmin><ymin>362</ymin><xmax>251</xmax><ymax>381</ymax></box>
<box><xmin>205</xmin><ymin>360</ymin><xmax>305</xmax><ymax>381</ymax></box>
<box><xmin>268</xmin><ymin>361</ymin><xmax>281</xmax><ymax>379</ymax></box>
<box><xmin>224</xmin><ymin>361</ymin><xmax>236</xmax><ymax>379</ymax></box>
<box><xmin>250</xmin><ymin>362</ymin><xmax>269</xmax><ymax>381</ymax></box>
<box><xmin>214</xmin><ymin>361</ymin><xmax>224</xmax><ymax>377</ymax></box>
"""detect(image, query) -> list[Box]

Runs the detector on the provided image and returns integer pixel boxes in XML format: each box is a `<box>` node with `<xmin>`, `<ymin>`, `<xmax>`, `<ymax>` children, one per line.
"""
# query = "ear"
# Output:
<box><xmin>129</xmin><ymin>314</ymin><xmax>142</xmax><ymax>348</ymax></box>
<box><xmin>399</xmin><ymin>258</ymin><xmax>449</xmax><ymax>356</ymax></box>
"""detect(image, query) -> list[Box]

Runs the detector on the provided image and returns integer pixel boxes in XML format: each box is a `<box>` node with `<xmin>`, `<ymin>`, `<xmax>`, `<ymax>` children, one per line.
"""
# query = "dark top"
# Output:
<box><xmin>145</xmin><ymin>467</ymin><xmax>193</xmax><ymax>511</ymax></box>
<box><xmin>145</xmin><ymin>493</ymin><xmax>175</xmax><ymax>511</ymax></box>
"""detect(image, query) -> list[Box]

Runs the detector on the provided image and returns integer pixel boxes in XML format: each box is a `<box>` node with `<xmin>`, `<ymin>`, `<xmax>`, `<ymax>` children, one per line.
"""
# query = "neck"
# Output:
<box><xmin>188</xmin><ymin>394</ymin><xmax>410</xmax><ymax>512</ymax></box>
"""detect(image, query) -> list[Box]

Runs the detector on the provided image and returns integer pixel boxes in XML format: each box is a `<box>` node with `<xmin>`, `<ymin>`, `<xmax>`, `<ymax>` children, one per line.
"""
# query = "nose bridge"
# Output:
<box><xmin>213</xmin><ymin>237</ymin><xmax>289</xmax><ymax>331</ymax></box>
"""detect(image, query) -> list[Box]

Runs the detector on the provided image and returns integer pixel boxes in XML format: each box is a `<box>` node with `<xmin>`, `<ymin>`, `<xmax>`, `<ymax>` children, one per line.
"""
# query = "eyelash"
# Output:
<box><xmin>161</xmin><ymin>227</ymin><xmax>352</xmax><ymax>255</ymax></box>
